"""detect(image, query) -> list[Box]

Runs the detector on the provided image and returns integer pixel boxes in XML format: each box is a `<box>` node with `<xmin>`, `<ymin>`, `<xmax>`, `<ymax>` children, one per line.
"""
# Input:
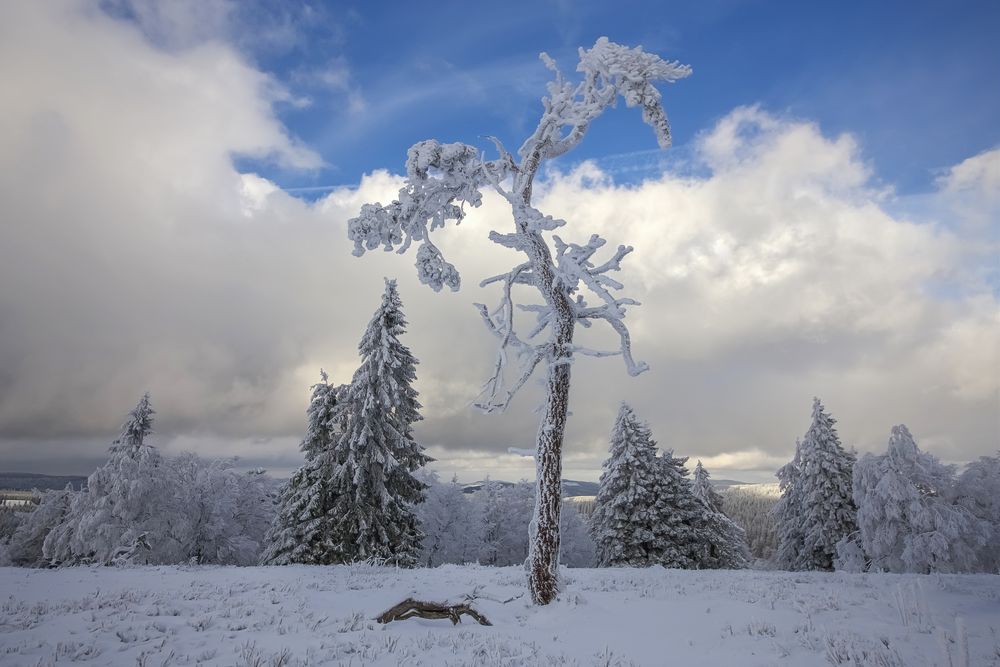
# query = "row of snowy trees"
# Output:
<box><xmin>590</xmin><ymin>404</ymin><xmax>751</xmax><ymax>570</ymax></box>
<box><xmin>417</xmin><ymin>476</ymin><xmax>595</xmax><ymax>568</ymax></box>
<box><xmin>3</xmin><ymin>394</ymin><xmax>276</xmax><ymax>567</ymax></box>
<box><xmin>772</xmin><ymin>398</ymin><xmax>999</xmax><ymax>574</ymax></box>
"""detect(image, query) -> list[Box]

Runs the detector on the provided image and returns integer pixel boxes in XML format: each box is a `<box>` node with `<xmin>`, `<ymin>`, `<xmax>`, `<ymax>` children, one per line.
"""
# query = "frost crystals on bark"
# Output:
<box><xmin>347</xmin><ymin>38</ymin><xmax>691</xmax><ymax>604</ymax></box>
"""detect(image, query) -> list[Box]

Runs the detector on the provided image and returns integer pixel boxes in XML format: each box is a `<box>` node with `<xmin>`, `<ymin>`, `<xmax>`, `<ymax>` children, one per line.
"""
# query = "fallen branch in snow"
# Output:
<box><xmin>375</xmin><ymin>598</ymin><xmax>493</xmax><ymax>626</ymax></box>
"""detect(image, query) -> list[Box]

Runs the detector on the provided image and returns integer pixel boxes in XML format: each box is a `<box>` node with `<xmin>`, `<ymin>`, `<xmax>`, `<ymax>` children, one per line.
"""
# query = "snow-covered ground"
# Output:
<box><xmin>1</xmin><ymin>565</ymin><xmax>997</xmax><ymax>666</ymax></box>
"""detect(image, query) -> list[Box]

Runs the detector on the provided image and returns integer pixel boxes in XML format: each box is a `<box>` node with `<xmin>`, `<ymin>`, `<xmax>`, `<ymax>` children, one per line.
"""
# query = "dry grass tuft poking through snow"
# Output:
<box><xmin>1</xmin><ymin>565</ymin><xmax>998</xmax><ymax>666</ymax></box>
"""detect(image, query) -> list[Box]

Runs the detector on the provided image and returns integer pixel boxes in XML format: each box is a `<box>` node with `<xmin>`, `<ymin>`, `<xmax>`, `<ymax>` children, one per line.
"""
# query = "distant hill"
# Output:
<box><xmin>462</xmin><ymin>478</ymin><xmax>748</xmax><ymax>496</ymax></box>
<box><xmin>0</xmin><ymin>472</ymin><xmax>88</xmax><ymax>491</ymax></box>
<box><xmin>461</xmin><ymin>479</ymin><xmax>600</xmax><ymax>497</ymax></box>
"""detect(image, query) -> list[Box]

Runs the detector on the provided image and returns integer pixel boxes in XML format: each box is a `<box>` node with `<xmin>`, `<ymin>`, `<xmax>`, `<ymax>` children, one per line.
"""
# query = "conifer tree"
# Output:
<box><xmin>591</xmin><ymin>404</ymin><xmax>705</xmax><ymax>567</ymax></box>
<box><xmin>44</xmin><ymin>393</ymin><xmax>182</xmax><ymax>565</ymax></box>
<box><xmin>773</xmin><ymin>438</ymin><xmax>804</xmax><ymax>568</ymax></box>
<box><xmin>692</xmin><ymin>460</ymin><xmax>751</xmax><ymax>569</ymax></box>
<box><xmin>775</xmin><ymin>398</ymin><xmax>856</xmax><ymax>571</ymax></box>
<box><xmin>655</xmin><ymin>449</ymin><xmax>711</xmax><ymax>568</ymax></box>
<box><xmin>260</xmin><ymin>371</ymin><xmax>344</xmax><ymax>565</ymax></box>
<box><xmin>327</xmin><ymin>279</ymin><xmax>431</xmax><ymax>565</ymax></box>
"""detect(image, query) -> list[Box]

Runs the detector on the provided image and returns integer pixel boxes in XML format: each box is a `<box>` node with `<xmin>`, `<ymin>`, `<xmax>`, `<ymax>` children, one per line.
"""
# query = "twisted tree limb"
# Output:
<box><xmin>375</xmin><ymin>597</ymin><xmax>492</xmax><ymax>626</ymax></box>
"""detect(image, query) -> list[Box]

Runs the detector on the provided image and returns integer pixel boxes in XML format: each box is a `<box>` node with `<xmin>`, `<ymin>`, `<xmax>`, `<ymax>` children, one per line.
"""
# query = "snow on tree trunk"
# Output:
<box><xmin>347</xmin><ymin>38</ymin><xmax>690</xmax><ymax>604</ymax></box>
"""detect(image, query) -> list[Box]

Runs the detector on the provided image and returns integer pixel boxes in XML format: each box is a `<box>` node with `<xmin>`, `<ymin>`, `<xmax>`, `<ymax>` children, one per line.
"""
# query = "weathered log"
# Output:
<box><xmin>375</xmin><ymin>597</ymin><xmax>492</xmax><ymax>626</ymax></box>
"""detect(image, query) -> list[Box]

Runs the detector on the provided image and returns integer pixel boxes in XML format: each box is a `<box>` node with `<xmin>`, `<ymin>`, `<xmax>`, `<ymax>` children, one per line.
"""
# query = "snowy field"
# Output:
<box><xmin>2</xmin><ymin>566</ymin><xmax>998</xmax><ymax>666</ymax></box>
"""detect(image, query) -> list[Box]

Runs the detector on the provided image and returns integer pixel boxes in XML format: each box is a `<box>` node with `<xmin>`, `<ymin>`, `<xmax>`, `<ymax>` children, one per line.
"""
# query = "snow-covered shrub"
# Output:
<box><xmin>170</xmin><ymin>454</ymin><xmax>274</xmax><ymax>565</ymax></box>
<box><xmin>851</xmin><ymin>425</ymin><xmax>986</xmax><ymax>573</ymax></box>
<box><xmin>476</xmin><ymin>480</ymin><xmax>534</xmax><ymax>566</ymax></box>
<box><xmin>417</xmin><ymin>473</ymin><xmax>483</xmax><ymax>567</ymax></box>
<box><xmin>774</xmin><ymin>398</ymin><xmax>857</xmax><ymax>571</ymax></box>
<box><xmin>954</xmin><ymin>453</ymin><xmax>1000</xmax><ymax>573</ymax></box>
<box><xmin>7</xmin><ymin>486</ymin><xmax>74</xmax><ymax>567</ymax></box>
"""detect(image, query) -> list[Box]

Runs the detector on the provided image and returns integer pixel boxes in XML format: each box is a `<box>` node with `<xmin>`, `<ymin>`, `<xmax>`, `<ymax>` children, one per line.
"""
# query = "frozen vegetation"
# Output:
<box><xmin>1</xmin><ymin>564</ymin><xmax>998</xmax><ymax>666</ymax></box>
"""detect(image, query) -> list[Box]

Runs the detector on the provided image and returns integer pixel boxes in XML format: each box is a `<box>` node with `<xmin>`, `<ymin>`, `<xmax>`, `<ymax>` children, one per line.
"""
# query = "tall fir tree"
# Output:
<box><xmin>327</xmin><ymin>279</ymin><xmax>431</xmax><ymax>565</ymax></box>
<box><xmin>259</xmin><ymin>371</ymin><xmax>344</xmax><ymax>565</ymax></box>
<box><xmin>692</xmin><ymin>460</ymin><xmax>751</xmax><ymax>569</ymax></box>
<box><xmin>775</xmin><ymin>398</ymin><xmax>857</xmax><ymax>571</ymax></box>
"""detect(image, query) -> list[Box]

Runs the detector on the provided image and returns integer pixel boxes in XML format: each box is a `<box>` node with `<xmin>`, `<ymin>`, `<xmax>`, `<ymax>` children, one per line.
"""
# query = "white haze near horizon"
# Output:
<box><xmin>0</xmin><ymin>2</ymin><xmax>997</xmax><ymax>484</ymax></box>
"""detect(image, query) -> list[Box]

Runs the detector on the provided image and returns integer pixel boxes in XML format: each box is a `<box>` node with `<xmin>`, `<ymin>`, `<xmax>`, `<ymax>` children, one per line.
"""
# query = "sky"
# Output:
<box><xmin>0</xmin><ymin>0</ymin><xmax>997</xmax><ymax>483</ymax></box>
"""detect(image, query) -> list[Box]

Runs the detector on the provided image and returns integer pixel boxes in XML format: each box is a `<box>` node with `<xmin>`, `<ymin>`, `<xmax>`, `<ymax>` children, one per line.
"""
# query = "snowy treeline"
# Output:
<box><xmin>770</xmin><ymin>398</ymin><xmax>999</xmax><ymax>574</ymax></box>
<box><xmin>2</xmin><ymin>394</ymin><xmax>276</xmax><ymax>567</ymax></box>
<box><xmin>417</xmin><ymin>475</ymin><xmax>595</xmax><ymax>568</ymax></box>
<box><xmin>719</xmin><ymin>484</ymin><xmax>779</xmax><ymax>561</ymax></box>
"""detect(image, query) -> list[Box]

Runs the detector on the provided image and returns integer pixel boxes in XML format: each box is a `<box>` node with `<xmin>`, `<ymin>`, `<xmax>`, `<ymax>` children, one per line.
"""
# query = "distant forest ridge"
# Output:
<box><xmin>0</xmin><ymin>473</ymin><xmax>88</xmax><ymax>491</ymax></box>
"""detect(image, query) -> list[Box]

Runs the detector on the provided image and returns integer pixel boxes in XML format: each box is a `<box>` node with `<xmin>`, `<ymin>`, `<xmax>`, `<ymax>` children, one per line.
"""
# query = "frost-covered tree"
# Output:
<box><xmin>772</xmin><ymin>438</ymin><xmax>804</xmax><ymax>568</ymax></box>
<box><xmin>559</xmin><ymin>501</ymin><xmax>597</xmax><ymax>567</ymax></box>
<box><xmin>347</xmin><ymin>38</ymin><xmax>690</xmax><ymax>603</ymax></box>
<box><xmin>774</xmin><ymin>399</ymin><xmax>856</xmax><ymax>571</ymax></box>
<box><xmin>591</xmin><ymin>404</ymin><xmax>703</xmax><ymax>568</ymax></box>
<box><xmin>6</xmin><ymin>486</ymin><xmax>74</xmax><ymax>567</ymax></box>
<box><xmin>417</xmin><ymin>473</ymin><xmax>483</xmax><ymax>567</ymax></box>
<box><xmin>260</xmin><ymin>371</ymin><xmax>345</xmax><ymax>565</ymax></box>
<box><xmin>656</xmin><ymin>449</ymin><xmax>712</xmax><ymax>568</ymax></box>
<box><xmin>692</xmin><ymin>461</ymin><xmax>750</xmax><ymax>569</ymax></box>
<box><xmin>327</xmin><ymin>280</ymin><xmax>431</xmax><ymax>565</ymax></box>
<box><xmin>172</xmin><ymin>454</ymin><xmax>275</xmax><ymax>565</ymax></box>
<box><xmin>44</xmin><ymin>393</ymin><xmax>184</xmax><ymax>565</ymax></box>
<box><xmin>850</xmin><ymin>425</ymin><xmax>986</xmax><ymax>574</ymax></box>
<box><xmin>692</xmin><ymin>460</ymin><xmax>724</xmax><ymax>513</ymax></box>
<box><xmin>476</xmin><ymin>480</ymin><xmax>535</xmax><ymax>566</ymax></box>
<box><xmin>954</xmin><ymin>453</ymin><xmax>1000</xmax><ymax>572</ymax></box>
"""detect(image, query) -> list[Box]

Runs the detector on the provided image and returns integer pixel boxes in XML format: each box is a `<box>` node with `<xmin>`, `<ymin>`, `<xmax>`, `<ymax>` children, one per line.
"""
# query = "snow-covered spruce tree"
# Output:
<box><xmin>850</xmin><ymin>425</ymin><xmax>986</xmax><ymax>573</ymax></box>
<box><xmin>591</xmin><ymin>403</ymin><xmax>700</xmax><ymax>567</ymax></box>
<box><xmin>692</xmin><ymin>461</ymin><xmax>751</xmax><ymax>569</ymax></box>
<box><xmin>775</xmin><ymin>399</ymin><xmax>857</xmax><ymax>571</ymax></box>
<box><xmin>772</xmin><ymin>438</ymin><xmax>804</xmax><ymax>569</ymax></box>
<box><xmin>260</xmin><ymin>371</ymin><xmax>344</xmax><ymax>565</ymax></box>
<box><xmin>348</xmin><ymin>39</ymin><xmax>690</xmax><ymax>604</ymax></box>
<box><xmin>326</xmin><ymin>280</ymin><xmax>431</xmax><ymax>565</ymax></box>
<box><xmin>417</xmin><ymin>472</ymin><xmax>484</xmax><ymax>567</ymax></box>
<box><xmin>954</xmin><ymin>453</ymin><xmax>1000</xmax><ymax>572</ymax></box>
<box><xmin>44</xmin><ymin>393</ymin><xmax>183</xmax><ymax>565</ymax></box>
<box><xmin>656</xmin><ymin>449</ymin><xmax>713</xmax><ymax>568</ymax></box>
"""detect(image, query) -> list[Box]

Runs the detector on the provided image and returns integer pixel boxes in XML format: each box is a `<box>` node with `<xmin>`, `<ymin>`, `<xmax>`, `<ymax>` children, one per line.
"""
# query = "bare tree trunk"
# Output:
<box><xmin>526</xmin><ymin>294</ymin><xmax>575</xmax><ymax>604</ymax></box>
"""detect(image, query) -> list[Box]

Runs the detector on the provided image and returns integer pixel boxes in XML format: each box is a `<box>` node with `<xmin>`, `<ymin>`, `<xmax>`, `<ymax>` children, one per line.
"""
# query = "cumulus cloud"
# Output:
<box><xmin>0</xmin><ymin>3</ymin><xmax>996</xmax><ymax>482</ymax></box>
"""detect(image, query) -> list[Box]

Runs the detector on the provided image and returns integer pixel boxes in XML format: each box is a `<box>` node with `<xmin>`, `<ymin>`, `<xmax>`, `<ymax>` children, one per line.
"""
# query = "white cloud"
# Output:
<box><xmin>0</xmin><ymin>4</ymin><xmax>995</xmax><ymax>482</ymax></box>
